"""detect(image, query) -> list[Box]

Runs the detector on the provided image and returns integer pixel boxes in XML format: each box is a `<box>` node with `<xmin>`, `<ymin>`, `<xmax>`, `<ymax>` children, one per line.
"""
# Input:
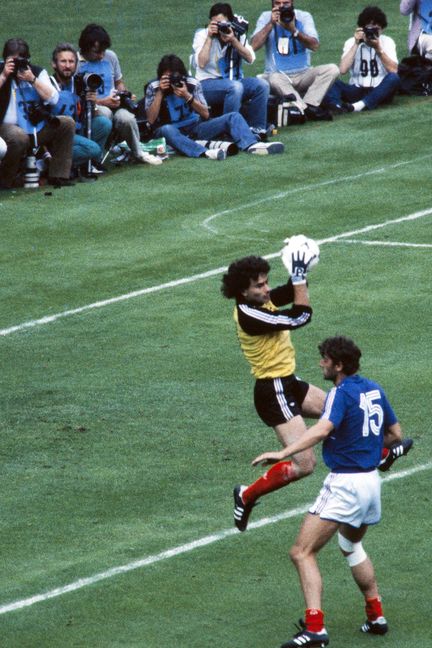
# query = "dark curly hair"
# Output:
<box><xmin>221</xmin><ymin>256</ymin><xmax>270</xmax><ymax>299</ymax></box>
<box><xmin>78</xmin><ymin>24</ymin><xmax>111</xmax><ymax>55</ymax></box>
<box><xmin>318</xmin><ymin>336</ymin><xmax>362</xmax><ymax>376</ymax></box>
<box><xmin>157</xmin><ymin>54</ymin><xmax>188</xmax><ymax>78</ymax></box>
<box><xmin>357</xmin><ymin>6</ymin><xmax>388</xmax><ymax>29</ymax></box>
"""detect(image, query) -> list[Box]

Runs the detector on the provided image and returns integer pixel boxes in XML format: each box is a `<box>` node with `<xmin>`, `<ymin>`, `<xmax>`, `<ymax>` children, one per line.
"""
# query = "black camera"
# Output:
<box><xmin>363</xmin><ymin>26</ymin><xmax>379</xmax><ymax>40</ymax></box>
<box><xmin>280</xmin><ymin>4</ymin><xmax>295</xmax><ymax>23</ymax></box>
<box><xmin>217</xmin><ymin>20</ymin><xmax>232</xmax><ymax>34</ymax></box>
<box><xmin>26</xmin><ymin>103</ymin><xmax>60</xmax><ymax>127</ymax></box>
<box><xmin>13</xmin><ymin>56</ymin><xmax>30</xmax><ymax>76</ymax></box>
<box><xmin>75</xmin><ymin>72</ymin><xmax>103</xmax><ymax>96</ymax></box>
<box><xmin>231</xmin><ymin>15</ymin><xmax>249</xmax><ymax>37</ymax></box>
<box><xmin>170</xmin><ymin>72</ymin><xmax>187</xmax><ymax>88</ymax></box>
<box><xmin>116</xmin><ymin>90</ymin><xmax>139</xmax><ymax>113</ymax></box>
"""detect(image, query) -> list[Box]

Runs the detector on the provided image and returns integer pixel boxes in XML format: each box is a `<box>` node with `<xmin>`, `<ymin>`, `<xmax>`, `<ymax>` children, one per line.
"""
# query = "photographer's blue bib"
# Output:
<box><xmin>78</xmin><ymin>59</ymin><xmax>113</xmax><ymax>98</ymax></box>
<box><xmin>419</xmin><ymin>0</ymin><xmax>432</xmax><ymax>33</ymax></box>
<box><xmin>270</xmin><ymin>21</ymin><xmax>309</xmax><ymax>74</ymax></box>
<box><xmin>164</xmin><ymin>94</ymin><xmax>200</xmax><ymax>130</ymax></box>
<box><xmin>15</xmin><ymin>82</ymin><xmax>45</xmax><ymax>133</ymax></box>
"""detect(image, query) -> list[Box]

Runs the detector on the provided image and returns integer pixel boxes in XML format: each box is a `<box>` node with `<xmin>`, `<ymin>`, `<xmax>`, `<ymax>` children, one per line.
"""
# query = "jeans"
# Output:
<box><xmin>154</xmin><ymin>112</ymin><xmax>258</xmax><ymax>158</ymax></box>
<box><xmin>73</xmin><ymin>115</ymin><xmax>112</xmax><ymax>166</ymax></box>
<box><xmin>324</xmin><ymin>73</ymin><xmax>401</xmax><ymax>110</ymax></box>
<box><xmin>200</xmin><ymin>77</ymin><xmax>269</xmax><ymax>129</ymax></box>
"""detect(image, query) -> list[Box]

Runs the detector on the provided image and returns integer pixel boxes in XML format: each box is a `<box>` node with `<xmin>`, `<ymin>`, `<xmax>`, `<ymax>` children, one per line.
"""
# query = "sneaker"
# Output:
<box><xmin>342</xmin><ymin>102</ymin><xmax>355</xmax><ymax>113</ymax></box>
<box><xmin>247</xmin><ymin>141</ymin><xmax>285</xmax><ymax>155</ymax></box>
<box><xmin>204</xmin><ymin>148</ymin><xmax>226</xmax><ymax>160</ymax></box>
<box><xmin>281</xmin><ymin>620</ymin><xmax>329</xmax><ymax>647</ymax></box>
<box><xmin>134</xmin><ymin>151</ymin><xmax>163</xmax><ymax>166</ymax></box>
<box><xmin>233</xmin><ymin>485</ymin><xmax>258</xmax><ymax>532</ymax></box>
<box><xmin>361</xmin><ymin>616</ymin><xmax>388</xmax><ymax>635</ymax></box>
<box><xmin>378</xmin><ymin>438</ymin><xmax>413</xmax><ymax>472</ymax></box>
<box><xmin>304</xmin><ymin>105</ymin><xmax>333</xmax><ymax>121</ymax></box>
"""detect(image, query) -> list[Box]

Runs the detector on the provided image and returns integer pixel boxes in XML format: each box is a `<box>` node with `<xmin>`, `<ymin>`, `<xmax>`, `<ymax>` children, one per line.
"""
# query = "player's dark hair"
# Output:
<box><xmin>357</xmin><ymin>6</ymin><xmax>387</xmax><ymax>29</ymax></box>
<box><xmin>3</xmin><ymin>38</ymin><xmax>30</xmax><ymax>59</ymax></box>
<box><xmin>209</xmin><ymin>3</ymin><xmax>235</xmax><ymax>21</ymax></box>
<box><xmin>318</xmin><ymin>336</ymin><xmax>362</xmax><ymax>375</ymax></box>
<box><xmin>157</xmin><ymin>54</ymin><xmax>188</xmax><ymax>78</ymax></box>
<box><xmin>78</xmin><ymin>24</ymin><xmax>111</xmax><ymax>55</ymax></box>
<box><xmin>221</xmin><ymin>256</ymin><xmax>270</xmax><ymax>299</ymax></box>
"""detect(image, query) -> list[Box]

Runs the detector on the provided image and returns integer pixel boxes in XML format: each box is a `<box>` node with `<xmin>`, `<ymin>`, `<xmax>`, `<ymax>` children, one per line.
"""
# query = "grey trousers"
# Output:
<box><xmin>260</xmin><ymin>64</ymin><xmax>340</xmax><ymax>109</ymax></box>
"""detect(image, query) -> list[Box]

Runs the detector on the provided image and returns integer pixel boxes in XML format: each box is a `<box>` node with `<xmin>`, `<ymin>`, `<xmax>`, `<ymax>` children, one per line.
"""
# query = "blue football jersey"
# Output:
<box><xmin>321</xmin><ymin>375</ymin><xmax>398</xmax><ymax>472</ymax></box>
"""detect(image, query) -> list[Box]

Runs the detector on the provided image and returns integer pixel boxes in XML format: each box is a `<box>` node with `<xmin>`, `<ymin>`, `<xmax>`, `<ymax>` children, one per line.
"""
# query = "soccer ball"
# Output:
<box><xmin>281</xmin><ymin>235</ymin><xmax>320</xmax><ymax>274</ymax></box>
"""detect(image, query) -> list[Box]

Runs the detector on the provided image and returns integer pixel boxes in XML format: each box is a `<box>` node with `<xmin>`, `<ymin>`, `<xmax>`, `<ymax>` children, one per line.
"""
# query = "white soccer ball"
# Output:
<box><xmin>281</xmin><ymin>235</ymin><xmax>320</xmax><ymax>274</ymax></box>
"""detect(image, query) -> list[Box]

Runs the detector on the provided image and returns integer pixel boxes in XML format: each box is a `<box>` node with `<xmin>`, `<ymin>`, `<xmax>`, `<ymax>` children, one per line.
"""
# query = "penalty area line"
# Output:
<box><xmin>1</xmin><ymin>207</ymin><xmax>432</xmax><ymax>339</ymax></box>
<box><xmin>0</xmin><ymin>461</ymin><xmax>430</xmax><ymax>616</ymax></box>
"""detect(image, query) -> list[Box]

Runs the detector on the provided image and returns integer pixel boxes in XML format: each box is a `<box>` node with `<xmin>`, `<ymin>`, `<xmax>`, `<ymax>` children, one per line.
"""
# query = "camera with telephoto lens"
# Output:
<box><xmin>116</xmin><ymin>90</ymin><xmax>139</xmax><ymax>113</ymax></box>
<box><xmin>26</xmin><ymin>103</ymin><xmax>60</xmax><ymax>127</ymax></box>
<box><xmin>170</xmin><ymin>72</ymin><xmax>187</xmax><ymax>88</ymax></box>
<box><xmin>74</xmin><ymin>71</ymin><xmax>103</xmax><ymax>97</ymax></box>
<box><xmin>363</xmin><ymin>26</ymin><xmax>379</xmax><ymax>40</ymax></box>
<box><xmin>217</xmin><ymin>20</ymin><xmax>232</xmax><ymax>34</ymax></box>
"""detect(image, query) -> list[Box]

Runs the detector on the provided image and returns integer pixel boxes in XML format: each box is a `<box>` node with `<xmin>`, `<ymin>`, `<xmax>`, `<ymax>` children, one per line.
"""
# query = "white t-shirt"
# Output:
<box><xmin>343</xmin><ymin>35</ymin><xmax>398</xmax><ymax>87</ymax></box>
<box><xmin>192</xmin><ymin>27</ymin><xmax>255</xmax><ymax>80</ymax></box>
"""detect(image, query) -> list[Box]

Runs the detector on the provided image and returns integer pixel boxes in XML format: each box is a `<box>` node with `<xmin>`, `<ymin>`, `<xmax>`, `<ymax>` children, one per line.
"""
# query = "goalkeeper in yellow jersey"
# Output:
<box><xmin>221</xmin><ymin>237</ymin><xmax>325</xmax><ymax>531</ymax></box>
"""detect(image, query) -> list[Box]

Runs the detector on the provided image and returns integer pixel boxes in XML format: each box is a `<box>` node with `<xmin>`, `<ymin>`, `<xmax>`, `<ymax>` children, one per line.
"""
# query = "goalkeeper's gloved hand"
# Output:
<box><xmin>290</xmin><ymin>249</ymin><xmax>308</xmax><ymax>285</ymax></box>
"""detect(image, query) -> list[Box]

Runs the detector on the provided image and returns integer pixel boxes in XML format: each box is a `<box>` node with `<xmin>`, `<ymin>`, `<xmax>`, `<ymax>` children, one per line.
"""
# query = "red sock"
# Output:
<box><xmin>365</xmin><ymin>596</ymin><xmax>384</xmax><ymax>621</ymax></box>
<box><xmin>243</xmin><ymin>461</ymin><xmax>299</xmax><ymax>505</ymax></box>
<box><xmin>305</xmin><ymin>608</ymin><xmax>325</xmax><ymax>632</ymax></box>
<box><xmin>381</xmin><ymin>448</ymin><xmax>390</xmax><ymax>460</ymax></box>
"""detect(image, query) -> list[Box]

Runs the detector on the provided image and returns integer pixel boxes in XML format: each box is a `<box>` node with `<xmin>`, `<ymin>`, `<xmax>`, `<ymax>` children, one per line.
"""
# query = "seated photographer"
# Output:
<box><xmin>50</xmin><ymin>43</ymin><xmax>112</xmax><ymax>177</ymax></box>
<box><xmin>322</xmin><ymin>6</ymin><xmax>400</xmax><ymax>113</ymax></box>
<box><xmin>251</xmin><ymin>0</ymin><xmax>339</xmax><ymax>121</ymax></box>
<box><xmin>77</xmin><ymin>23</ymin><xmax>161</xmax><ymax>166</ymax></box>
<box><xmin>145</xmin><ymin>54</ymin><xmax>284</xmax><ymax>159</ymax></box>
<box><xmin>193</xmin><ymin>2</ymin><xmax>270</xmax><ymax>137</ymax></box>
<box><xmin>0</xmin><ymin>38</ymin><xmax>75</xmax><ymax>189</ymax></box>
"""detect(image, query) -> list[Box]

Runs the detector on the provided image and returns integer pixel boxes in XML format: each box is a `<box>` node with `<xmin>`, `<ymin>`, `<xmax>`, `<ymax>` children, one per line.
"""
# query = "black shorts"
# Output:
<box><xmin>254</xmin><ymin>374</ymin><xmax>309</xmax><ymax>427</ymax></box>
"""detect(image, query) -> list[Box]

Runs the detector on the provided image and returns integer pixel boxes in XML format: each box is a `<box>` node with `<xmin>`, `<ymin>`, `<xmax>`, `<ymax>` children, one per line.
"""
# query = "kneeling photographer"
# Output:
<box><xmin>77</xmin><ymin>24</ymin><xmax>160</xmax><ymax>166</ymax></box>
<box><xmin>0</xmin><ymin>38</ymin><xmax>75</xmax><ymax>189</ymax></box>
<box><xmin>50</xmin><ymin>43</ymin><xmax>112</xmax><ymax>178</ymax></box>
<box><xmin>145</xmin><ymin>53</ymin><xmax>284</xmax><ymax>159</ymax></box>
<box><xmin>322</xmin><ymin>6</ymin><xmax>400</xmax><ymax>113</ymax></box>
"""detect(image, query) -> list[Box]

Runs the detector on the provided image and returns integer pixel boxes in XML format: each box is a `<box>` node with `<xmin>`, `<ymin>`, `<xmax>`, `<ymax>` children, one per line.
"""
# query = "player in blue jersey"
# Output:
<box><xmin>252</xmin><ymin>335</ymin><xmax>413</xmax><ymax>647</ymax></box>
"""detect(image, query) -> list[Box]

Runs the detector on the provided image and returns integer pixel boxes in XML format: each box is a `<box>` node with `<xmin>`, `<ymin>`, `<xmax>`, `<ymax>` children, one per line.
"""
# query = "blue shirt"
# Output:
<box><xmin>321</xmin><ymin>375</ymin><xmax>398</xmax><ymax>472</ymax></box>
<box><xmin>252</xmin><ymin>9</ymin><xmax>318</xmax><ymax>74</ymax></box>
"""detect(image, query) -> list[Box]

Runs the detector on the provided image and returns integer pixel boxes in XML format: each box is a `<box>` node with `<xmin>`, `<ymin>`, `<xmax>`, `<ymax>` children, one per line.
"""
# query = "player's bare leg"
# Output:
<box><xmin>339</xmin><ymin>523</ymin><xmax>388</xmax><ymax>635</ymax></box>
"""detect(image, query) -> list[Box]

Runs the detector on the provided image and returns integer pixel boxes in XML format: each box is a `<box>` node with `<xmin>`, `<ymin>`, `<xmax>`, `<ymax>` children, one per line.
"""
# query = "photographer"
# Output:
<box><xmin>323</xmin><ymin>6</ymin><xmax>400</xmax><ymax>113</ymax></box>
<box><xmin>145</xmin><ymin>54</ymin><xmax>284</xmax><ymax>159</ymax></box>
<box><xmin>251</xmin><ymin>0</ymin><xmax>339</xmax><ymax>121</ymax></box>
<box><xmin>77</xmin><ymin>24</ymin><xmax>161</xmax><ymax>166</ymax></box>
<box><xmin>0</xmin><ymin>38</ymin><xmax>75</xmax><ymax>189</ymax></box>
<box><xmin>193</xmin><ymin>3</ymin><xmax>270</xmax><ymax>137</ymax></box>
<box><xmin>50</xmin><ymin>43</ymin><xmax>112</xmax><ymax>177</ymax></box>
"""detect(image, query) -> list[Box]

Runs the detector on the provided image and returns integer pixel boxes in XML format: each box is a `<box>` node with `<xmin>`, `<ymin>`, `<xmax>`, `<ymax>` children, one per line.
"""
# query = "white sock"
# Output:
<box><xmin>352</xmin><ymin>100</ymin><xmax>366</xmax><ymax>112</ymax></box>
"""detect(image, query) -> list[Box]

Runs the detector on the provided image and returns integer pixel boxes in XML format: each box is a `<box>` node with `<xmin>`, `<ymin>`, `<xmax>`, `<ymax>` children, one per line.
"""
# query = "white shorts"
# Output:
<box><xmin>309</xmin><ymin>470</ymin><xmax>381</xmax><ymax>527</ymax></box>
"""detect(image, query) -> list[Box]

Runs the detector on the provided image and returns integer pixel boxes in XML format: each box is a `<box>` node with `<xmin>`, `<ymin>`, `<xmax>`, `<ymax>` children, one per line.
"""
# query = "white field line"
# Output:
<box><xmin>1</xmin><ymin>208</ymin><xmax>432</xmax><ymax>339</ymax></box>
<box><xmin>0</xmin><ymin>461</ymin><xmax>430</xmax><ymax>616</ymax></box>
<box><xmin>201</xmin><ymin>155</ymin><xmax>432</xmax><ymax>233</ymax></box>
<box><xmin>334</xmin><ymin>239</ymin><xmax>432</xmax><ymax>249</ymax></box>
